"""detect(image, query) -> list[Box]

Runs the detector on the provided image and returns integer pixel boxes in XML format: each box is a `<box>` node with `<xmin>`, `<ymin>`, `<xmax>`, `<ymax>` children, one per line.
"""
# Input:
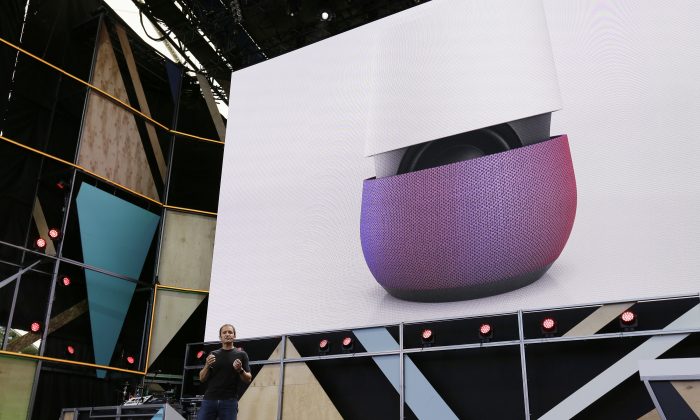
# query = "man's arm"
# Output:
<box><xmin>199</xmin><ymin>353</ymin><xmax>216</xmax><ymax>382</ymax></box>
<box><xmin>199</xmin><ymin>365</ymin><xmax>210</xmax><ymax>383</ymax></box>
<box><xmin>233</xmin><ymin>354</ymin><xmax>252</xmax><ymax>383</ymax></box>
<box><xmin>237</xmin><ymin>368</ymin><xmax>252</xmax><ymax>383</ymax></box>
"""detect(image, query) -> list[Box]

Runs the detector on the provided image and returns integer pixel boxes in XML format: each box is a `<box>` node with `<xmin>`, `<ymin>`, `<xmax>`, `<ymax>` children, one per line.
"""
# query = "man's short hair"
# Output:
<box><xmin>219</xmin><ymin>324</ymin><xmax>236</xmax><ymax>336</ymax></box>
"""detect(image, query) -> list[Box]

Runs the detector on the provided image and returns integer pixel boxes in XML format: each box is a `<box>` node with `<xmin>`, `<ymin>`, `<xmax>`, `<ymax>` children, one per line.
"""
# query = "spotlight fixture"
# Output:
<box><xmin>287</xmin><ymin>0</ymin><xmax>300</xmax><ymax>17</ymax></box>
<box><xmin>30</xmin><ymin>322</ymin><xmax>41</xmax><ymax>333</ymax></box>
<box><xmin>196</xmin><ymin>350</ymin><xmax>205</xmax><ymax>359</ymax></box>
<box><xmin>619</xmin><ymin>310</ymin><xmax>638</xmax><ymax>330</ymax></box>
<box><xmin>48</xmin><ymin>228</ymin><xmax>61</xmax><ymax>240</ymax></box>
<box><xmin>66</xmin><ymin>345</ymin><xmax>76</xmax><ymax>355</ymax></box>
<box><xmin>55</xmin><ymin>180</ymin><xmax>70</xmax><ymax>190</ymax></box>
<box><xmin>540</xmin><ymin>317</ymin><xmax>557</xmax><ymax>336</ymax></box>
<box><xmin>421</xmin><ymin>328</ymin><xmax>434</xmax><ymax>347</ymax></box>
<box><xmin>60</xmin><ymin>275</ymin><xmax>71</xmax><ymax>286</ymax></box>
<box><xmin>319</xmin><ymin>338</ymin><xmax>330</xmax><ymax>355</ymax></box>
<box><xmin>341</xmin><ymin>336</ymin><xmax>354</xmax><ymax>352</ymax></box>
<box><xmin>34</xmin><ymin>237</ymin><xmax>47</xmax><ymax>251</ymax></box>
<box><xmin>126</xmin><ymin>356</ymin><xmax>135</xmax><ymax>365</ymax></box>
<box><xmin>320</xmin><ymin>10</ymin><xmax>334</xmax><ymax>21</ymax></box>
<box><xmin>478</xmin><ymin>323</ymin><xmax>493</xmax><ymax>341</ymax></box>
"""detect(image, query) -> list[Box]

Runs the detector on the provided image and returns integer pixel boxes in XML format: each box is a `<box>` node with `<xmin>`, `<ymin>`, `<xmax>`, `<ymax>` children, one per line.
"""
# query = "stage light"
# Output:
<box><xmin>619</xmin><ymin>310</ymin><xmax>638</xmax><ymax>330</ymax></box>
<box><xmin>287</xmin><ymin>0</ymin><xmax>300</xmax><ymax>17</ymax></box>
<box><xmin>126</xmin><ymin>356</ymin><xmax>135</xmax><ymax>365</ymax></box>
<box><xmin>196</xmin><ymin>350</ymin><xmax>205</xmax><ymax>359</ymax></box>
<box><xmin>66</xmin><ymin>345</ymin><xmax>75</xmax><ymax>355</ymax></box>
<box><xmin>56</xmin><ymin>180</ymin><xmax>70</xmax><ymax>190</ymax></box>
<box><xmin>30</xmin><ymin>322</ymin><xmax>41</xmax><ymax>333</ymax></box>
<box><xmin>541</xmin><ymin>317</ymin><xmax>557</xmax><ymax>336</ymax></box>
<box><xmin>479</xmin><ymin>323</ymin><xmax>493</xmax><ymax>341</ymax></box>
<box><xmin>48</xmin><ymin>228</ymin><xmax>61</xmax><ymax>240</ymax></box>
<box><xmin>421</xmin><ymin>328</ymin><xmax>434</xmax><ymax>346</ymax></box>
<box><xmin>320</xmin><ymin>10</ymin><xmax>333</xmax><ymax>21</ymax></box>
<box><xmin>341</xmin><ymin>336</ymin><xmax>353</xmax><ymax>352</ymax></box>
<box><xmin>34</xmin><ymin>237</ymin><xmax>47</xmax><ymax>251</ymax></box>
<box><xmin>319</xmin><ymin>338</ymin><xmax>330</xmax><ymax>355</ymax></box>
<box><xmin>60</xmin><ymin>275</ymin><xmax>71</xmax><ymax>286</ymax></box>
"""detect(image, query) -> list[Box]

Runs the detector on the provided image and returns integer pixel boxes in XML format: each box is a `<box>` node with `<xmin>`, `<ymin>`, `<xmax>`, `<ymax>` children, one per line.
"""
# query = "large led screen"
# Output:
<box><xmin>207</xmin><ymin>0</ymin><xmax>700</xmax><ymax>339</ymax></box>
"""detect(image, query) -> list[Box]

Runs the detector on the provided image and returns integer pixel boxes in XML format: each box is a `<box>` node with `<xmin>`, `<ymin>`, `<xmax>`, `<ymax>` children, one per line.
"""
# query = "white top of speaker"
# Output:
<box><xmin>364</xmin><ymin>0</ymin><xmax>562</xmax><ymax>157</ymax></box>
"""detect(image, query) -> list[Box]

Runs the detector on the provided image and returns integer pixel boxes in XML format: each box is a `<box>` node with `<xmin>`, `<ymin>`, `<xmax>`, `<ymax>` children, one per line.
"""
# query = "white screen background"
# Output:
<box><xmin>206</xmin><ymin>0</ymin><xmax>700</xmax><ymax>340</ymax></box>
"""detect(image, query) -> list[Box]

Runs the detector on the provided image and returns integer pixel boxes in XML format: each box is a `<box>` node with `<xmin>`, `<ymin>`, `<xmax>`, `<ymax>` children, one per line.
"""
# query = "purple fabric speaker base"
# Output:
<box><xmin>384</xmin><ymin>264</ymin><xmax>552</xmax><ymax>302</ymax></box>
<box><xmin>360</xmin><ymin>135</ymin><xmax>576</xmax><ymax>302</ymax></box>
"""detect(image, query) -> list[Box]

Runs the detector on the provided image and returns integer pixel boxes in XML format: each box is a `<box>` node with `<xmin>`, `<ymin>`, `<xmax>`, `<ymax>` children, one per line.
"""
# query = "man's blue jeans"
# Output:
<box><xmin>198</xmin><ymin>399</ymin><xmax>238</xmax><ymax>420</ymax></box>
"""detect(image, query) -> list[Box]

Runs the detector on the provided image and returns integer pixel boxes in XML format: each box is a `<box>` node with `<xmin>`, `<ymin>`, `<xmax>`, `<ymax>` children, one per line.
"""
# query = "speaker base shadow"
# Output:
<box><xmin>382</xmin><ymin>264</ymin><xmax>553</xmax><ymax>303</ymax></box>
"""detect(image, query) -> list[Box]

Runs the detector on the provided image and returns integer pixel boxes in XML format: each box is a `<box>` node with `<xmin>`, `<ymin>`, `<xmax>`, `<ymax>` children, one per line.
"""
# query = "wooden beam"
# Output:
<box><xmin>196</xmin><ymin>73</ymin><xmax>227</xmax><ymax>141</ymax></box>
<box><xmin>7</xmin><ymin>300</ymin><xmax>88</xmax><ymax>352</ymax></box>
<box><xmin>32</xmin><ymin>198</ymin><xmax>56</xmax><ymax>256</ymax></box>
<box><xmin>115</xmin><ymin>24</ymin><xmax>168</xmax><ymax>180</ymax></box>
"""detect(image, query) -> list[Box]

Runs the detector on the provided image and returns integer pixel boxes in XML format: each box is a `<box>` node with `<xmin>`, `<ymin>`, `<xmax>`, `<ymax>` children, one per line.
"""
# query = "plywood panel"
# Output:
<box><xmin>281</xmin><ymin>340</ymin><xmax>342</xmax><ymax>420</ymax></box>
<box><xmin>564</xmin><ymin>302</ymin><xmax>635</xmax><ymax>337</ymax></box>
<box><xmin>672</xmin><ymin>380</ymin><xmax>700</xmax><ymax>418</ymax></box>
<box><xmin>0</xmin><ymin>355</ymin><xmax>37</xmax><ymax>420</ymax></box>
<box><xmin>238</xmin><ymin>365</ymin><xmax>280</xmax><ymax>420</ymax></box>
<box><xmin>60</xmin><ymin>412</ymin><xmax>76</xmax><ymax>420</ymax></box>
<box><xmin>238</xmin><ymin>339</ymin><xmax>341</xmax><ymax>420</ymax></box>
<box><xmin>77</xmin><ymin>25</ymin><xmax>158</xmax><ymax>200</ymax></box>
<box><xmin>638</xmin><ymin>408</ymin><xmax>661</xmax><ymax>420</ymax></box>
<box><xmin>148</xmin><ymin>289</ymin><xmax>205</xmax><ymax>368</ymax></box>
<box><xmin>115</xmin><ymin>24</ymin><xmax>167</xmax><ymax>179</ymax></box>
<box><xmin>158</xmin><ymin>210</ymin><xmax>216</xmax><ymax>290</ymax></box>
<box><xmin>238</xmin><ymin>339</ymin><xmax>282</xmax><ymax>420</ymax></box>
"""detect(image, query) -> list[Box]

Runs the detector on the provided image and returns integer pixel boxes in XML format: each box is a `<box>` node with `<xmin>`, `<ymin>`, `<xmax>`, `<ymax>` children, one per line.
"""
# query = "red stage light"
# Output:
<box><xmin>319</xmin><ymin>339</ymin><xmax>329</xmax><ymax>350</ymax></box>
<box><xmin>30</xmin><ymin>322</ymin><xmax>41</xmax><ymax>333</ymax></box>
<box><xmin>420</xmin><ymin>328</ymin><xmax>435</xmax><ymax>346</ymax></box>
<box><xmin>541</xmin><ymin>317</ymin><xmax>557</xmax><ymax>333</ymax></box>
<box><xmin>319</xmin><ymin>338</ymin><xmax>330</xmax><ymax>355</ymax></box>
<box><xmin>620</xmin><ymin>310</ymin><xmax>638</xmax><ymax>329</ymax></box>
<box><xmin>621</xmin><ymin>311</ymin><xmax>636</xmax><ymax>324</ymax></box>
<box><xmin>48</xmin><ymin>228</ymin><xmax>60</xmax><ymax>239</ymax></box>
<box><xmin>341</xmin><ymin>336</ymin><xmax>354</xmax><ymax>352</ymax></box>
<box><xmin>35</xmin><ymin>238</ymin><xmax>47</xmax><ymax>250</ymax></box>
<box><xmin>126</xmin><ymin>356</ymin><xmax>135</xmax><ymax>365</ymax></box>
<box><xmin>61</xmin><ymin>276</ymin><xmax>71</xmax><ymax>286</ymax></box>
<box><xmin>196</xmin><ymin>350</ymin><xmax>205</xmax><ymax>359</ymax></box>
<box><xmin>66</xmin><ymin>345</ymin><xmax>75</xmax><ymax>355</ymax></box>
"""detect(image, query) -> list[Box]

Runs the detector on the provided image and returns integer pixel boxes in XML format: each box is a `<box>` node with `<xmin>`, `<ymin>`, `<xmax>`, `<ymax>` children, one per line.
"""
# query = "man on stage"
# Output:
<box><xmin>198</xmin><ymin>324</ymin><xmax>252</xmax><ymax>420</ymax></box>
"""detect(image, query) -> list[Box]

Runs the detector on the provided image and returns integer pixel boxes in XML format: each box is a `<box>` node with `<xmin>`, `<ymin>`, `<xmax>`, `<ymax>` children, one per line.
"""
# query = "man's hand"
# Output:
<box><xmin>199</xmin><ymin>353</ymin><xmax>216</xmax><ymax>383</ymax></box>
<box><xmin>205</xmin><ymin>353</ymin><xmax>216</xmax><ymax>369</ymax></box>
<box><xmin>233</xmin><ymin>358</ymin><xmax>252</xmax><ymax>383</ymax></box>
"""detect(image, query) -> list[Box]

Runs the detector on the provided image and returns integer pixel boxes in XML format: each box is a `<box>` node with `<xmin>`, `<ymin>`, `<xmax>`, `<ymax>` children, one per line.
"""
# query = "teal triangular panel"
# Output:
<box><xmin>76</xmin><ymin>183</ymin><xmax>160</xmax><ymax>278</ymax></box>
<box><xmin>85</xmin><ymin>270</ymin><xmax>136</xmax><ymax>377</ymax></box>
<box><xmin>76</xmin><ymin>183</ymin><xmax>160</xmax><ymax>376</ymax></box>
<box><xmin>151</xmin><ymin>407</ymin><xmax>164</xmax><ymax>420</ymax></box>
